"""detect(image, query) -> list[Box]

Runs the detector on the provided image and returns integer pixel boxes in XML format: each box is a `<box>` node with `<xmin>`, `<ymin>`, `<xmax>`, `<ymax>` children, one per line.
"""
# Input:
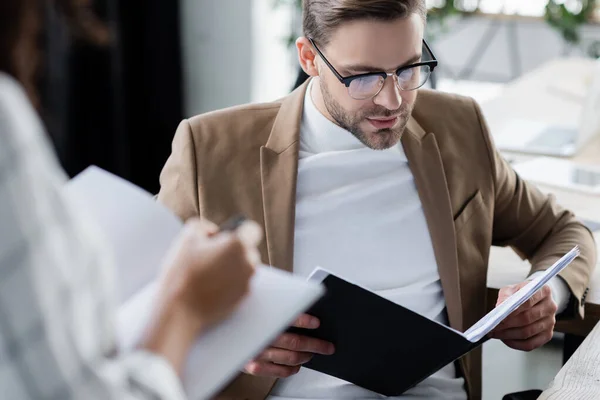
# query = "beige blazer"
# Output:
<box><xmin>157</xmin><ymin>81</ymin><xmax>596</xmax><ymax>400</ymax></box>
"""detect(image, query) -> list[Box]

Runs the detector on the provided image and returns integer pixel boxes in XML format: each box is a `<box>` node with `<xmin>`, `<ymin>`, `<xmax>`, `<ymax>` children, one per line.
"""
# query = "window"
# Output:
<box><xmin>428</xmin><ymin>0</ymin><xmax>600</xmax><ymax>20</ymax></box>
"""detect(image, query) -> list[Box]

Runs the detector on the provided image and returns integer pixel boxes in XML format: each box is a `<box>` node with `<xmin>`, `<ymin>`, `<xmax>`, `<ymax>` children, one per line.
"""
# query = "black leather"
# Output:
<box><xmin>287</xmin><ymin>274</ymin><xmax>487</xmax><ymax>396</ymax></box>
<box><xmin>502</xmin><ymin>389</ymin><xmax>543</xmax><ymax>400</ymax></box>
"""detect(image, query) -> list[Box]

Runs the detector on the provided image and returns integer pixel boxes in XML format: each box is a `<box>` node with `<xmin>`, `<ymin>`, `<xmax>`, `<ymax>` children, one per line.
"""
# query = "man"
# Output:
<box><xmin>158</xmin><ymin>0</ymin><xmax>596</xmax><ymax>399</ymax></box>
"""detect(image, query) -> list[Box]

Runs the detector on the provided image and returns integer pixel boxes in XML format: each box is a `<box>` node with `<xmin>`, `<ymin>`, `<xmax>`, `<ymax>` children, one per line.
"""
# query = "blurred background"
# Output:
<box><xmin>35</xmin><ymin>1</ymin><xmax>600</xmax><ymax>398</ymax></box>
<box><xmin>41</xmin><ymin>0</ymin><xmax>600</xmax><ymax>193</ymax></box>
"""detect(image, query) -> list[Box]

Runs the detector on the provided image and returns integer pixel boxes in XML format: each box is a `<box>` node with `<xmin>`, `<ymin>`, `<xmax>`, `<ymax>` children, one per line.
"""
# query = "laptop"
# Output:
<box><xmin>494</xmin><ymin>59</ymin><xmax>600</xmax><ymax>157</ymax></box>
<box><xmin>513</xmin><ymin>157</ymin><xmax>600</xmax><ymax>196</ymax></box>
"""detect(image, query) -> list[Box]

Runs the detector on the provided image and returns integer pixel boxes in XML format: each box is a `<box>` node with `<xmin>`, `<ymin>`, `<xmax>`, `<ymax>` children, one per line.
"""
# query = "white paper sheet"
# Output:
<box><xmin>64</xmin><ymin>166</ymin><xmax>324</xmax><ymax>399</ymax></box>
<box><xmin>117</xmin><ymin>266</ymin><xmax>324</xmax><ymax>399</ymax></box>
<box><xmin>464</xmin><ymin>246</ymin><xmax>580</xmax><ymax>342</ymax></box>
<box><xmin>65</xmin><ymin>166</ymin><xmax>182</xmax><ymax>302</ymax></box>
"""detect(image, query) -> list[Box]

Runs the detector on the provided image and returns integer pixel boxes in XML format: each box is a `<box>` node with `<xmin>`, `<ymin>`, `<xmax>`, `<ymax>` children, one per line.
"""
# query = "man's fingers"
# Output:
<box><xmin>495</xmin><ymin>296</ymin><xmax>556</xmax><ymax>331</ymax></box>
<box><xmin>496</xmin><ymin>282</ymin><xmax>526</xmax><ymax>305</ymax></box>
<box><xmin>293</xmin><ymin>314</ymin><xmax>320</xmax><ymax>329</ymax></box>
<box><xmin>492</xmin><ymin>315</ymin><xmax>555</xmax><ymax>341</ymax></box>
<box><xmin>256</xmin><ymin>348</ymin><xmax>313</xmax><ymax>366</ymax></box>
<box><xmin>501</xmin><ymin>329</ymin><xmax>554</xmax><ymax>352</ymax></box>
<box><xmin>496</xmin><ymin>284</ymin><xmax>551</xmax><ymax>316</ymax></box>
<box><xmin>525</xmin><ymin>285</ymin><xmax>552</xmax><ymax>309</ymax></box>
<box><xmin>245</xmin><ymin>361</ymin><xmax>301</xmax><ymax>378</ymax></box>
<box><xmin>510</xmin><ymin>285</ymin><xmax>553</xmax><ymax>318</ymax></box>
<box><xmin>271</xmin><ymin>333</ymin><xmax>335</xmax><ymax>355</ymax></box>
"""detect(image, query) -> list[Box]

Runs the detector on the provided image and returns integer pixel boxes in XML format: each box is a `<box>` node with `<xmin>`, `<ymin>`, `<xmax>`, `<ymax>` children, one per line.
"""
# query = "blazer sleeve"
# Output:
<box><xmin>473</xmin><ymin>99</ymin><xmax>597</xmax><ymax>319</ymax></box>
<box><xmin>157</xmin><ymin>119</ymin><xmax>202</xmax><ymax>221</ymax></box>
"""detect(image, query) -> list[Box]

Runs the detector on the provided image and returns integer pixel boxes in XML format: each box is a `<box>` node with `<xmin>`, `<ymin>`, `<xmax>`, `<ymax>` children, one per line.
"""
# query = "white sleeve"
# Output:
<box><xmin>0</xmin><ymin>72</ymin><xmax>188</xmax><ymax>400</ymax></box>
<box><xmin>528</xmin><ymin>272</ymin><xmax>571</xmax><ymax>315</ymax></box>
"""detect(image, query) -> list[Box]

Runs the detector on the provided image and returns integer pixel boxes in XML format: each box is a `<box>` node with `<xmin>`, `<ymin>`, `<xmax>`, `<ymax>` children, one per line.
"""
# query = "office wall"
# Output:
<box><xmin>180</xmin><ymin>0</ymin><xmax>254</xmax><ymax>116</ymax></box>
<box><xmin>180</xmin><ymin>0</ymin><xmax>297</xmax><ymax>116</ymax></box>
<box><xmin>251</xmin><ymin>0</ymin><xmax>297</xmax><ymax>103</ymax></box>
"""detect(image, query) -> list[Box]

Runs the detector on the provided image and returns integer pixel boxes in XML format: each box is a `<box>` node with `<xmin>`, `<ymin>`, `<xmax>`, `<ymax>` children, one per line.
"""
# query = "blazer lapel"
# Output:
<box><xmin>259</xmin><ymin>81</ymin><xmax>309</xmax><ymax>273</ymax></box>
<box><xmin>402</xmin><ymin>118</ymin><xmax>464</xmax><ymax>331</ymax></box>
<box><xmin>259</xmin><ymin>82</ymin><xmax>464</xmax><ymax>330</ymax></box>
<box><xmin>260</xmin><ymin>146</ymin><xmax>298</xmax><ymax>273</ymax></box>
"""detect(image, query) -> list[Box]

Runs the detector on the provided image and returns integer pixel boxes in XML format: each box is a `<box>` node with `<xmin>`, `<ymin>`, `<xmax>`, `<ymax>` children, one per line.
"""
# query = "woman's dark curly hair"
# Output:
<box><xmin>0</xmin><ymin>0</ymin><xmax>109</xmax><ymax>104</ymax></box>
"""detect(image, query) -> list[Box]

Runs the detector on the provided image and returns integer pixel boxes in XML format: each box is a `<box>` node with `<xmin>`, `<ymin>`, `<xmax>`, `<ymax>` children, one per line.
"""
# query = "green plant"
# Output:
<box><xmin>273</xmin><ymin>0</ymin><xmax>475</xmax><ymax>44</ymax></box>
<box><xmin>426</xmin><ymin>2</ymin><xmax>477</xmax><ymax>40</ymax></box>
<box><xmin>273</xmin><ymin>0</ymin><xmax>303</xmax><ymax>47</ymax></box>
<box><xmin>429</xmin><ymin>0</ymin><xmax>598</xmax><ymax>45</ymax></box>
<box><xmin>427</xmin><ymin>3</ymin><xmax>467</xmax><ymax>25</ymax></box>
<box><xmin>274</xmin><ymin>0</ymin><xmax>599</xmax><ymax>48</ymax></box>
<box><xmin>545</xmin><ymin>0</ymin><xmax>597</xmax><ymax>44</ymax></box>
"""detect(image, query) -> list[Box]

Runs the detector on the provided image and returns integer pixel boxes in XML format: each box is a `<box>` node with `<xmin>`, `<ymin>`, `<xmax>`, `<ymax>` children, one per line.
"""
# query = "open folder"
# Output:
<box><xmin>289</xmin><ymin>247</ymin><xmax>580</xmax><ymax>396</ymax></box>
<box><xmin>64</xmin><ymin>166</ymin><xmax>324</xmax><ymax>399</ymax></box>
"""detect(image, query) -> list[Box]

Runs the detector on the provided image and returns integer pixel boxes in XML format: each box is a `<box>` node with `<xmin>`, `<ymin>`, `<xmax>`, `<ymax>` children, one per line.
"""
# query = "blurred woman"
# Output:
<box><xmin>0</xmin><ymin>1</ymin><xmax>262</xmax><ymax>398</ymax></box>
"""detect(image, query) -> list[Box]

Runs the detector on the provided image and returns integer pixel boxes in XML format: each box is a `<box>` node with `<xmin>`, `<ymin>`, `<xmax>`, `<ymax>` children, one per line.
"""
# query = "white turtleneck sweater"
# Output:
<box><xmin>267</xmin><ymin>80</ymin><xmax>468</xmax><ymax>399</ymax></box>
<box><xmin>267</xmin><ymin>79</ymin><xmax>569</xmax><ymax>399</ymax></box>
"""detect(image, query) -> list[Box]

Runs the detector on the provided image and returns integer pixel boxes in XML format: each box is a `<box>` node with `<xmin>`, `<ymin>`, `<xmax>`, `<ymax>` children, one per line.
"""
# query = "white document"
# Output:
<box><xmin>65</xmin><ymin>166</ymin><xmax>182</xmax><ymax>302</ymax></box>
<box><xmin>64</xmin><ymin>166</ymin><xmax>324</xmax><ymax>399</ymax></box>
<box><xmin>463</xmin><ymin>246</ymin><xmax>580</xmax><ymax>342</ymax></box>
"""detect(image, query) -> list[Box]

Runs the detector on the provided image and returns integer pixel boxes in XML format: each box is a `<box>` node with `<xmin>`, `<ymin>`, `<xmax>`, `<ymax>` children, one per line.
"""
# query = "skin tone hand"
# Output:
<box><xmin>490</xmin><ymin>282</ymin><xmax>558</xmax><ymax>352</ymax></box>
<box><xmin>244</xmin><ymin>313</ymin><xmax>335</xmax><ymax>378</ymax></box>
<box><xmin>141</xmin><ymin>218</ymin><xmax>262</xmax><ymax>375</ymax></box>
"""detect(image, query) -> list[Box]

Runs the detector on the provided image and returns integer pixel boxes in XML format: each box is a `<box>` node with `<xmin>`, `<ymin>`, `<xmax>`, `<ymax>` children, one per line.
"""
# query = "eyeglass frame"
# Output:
<box><xmin>308</xmin><ymin>37</ymin><xmax>439</xmax><ymax>99</ymax></box>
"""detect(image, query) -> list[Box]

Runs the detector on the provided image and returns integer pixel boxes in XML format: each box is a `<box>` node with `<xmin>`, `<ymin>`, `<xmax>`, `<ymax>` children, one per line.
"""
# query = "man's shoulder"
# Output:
<box><xmin>412</xmin><ymin>89</ymin><xmax>486</xmax><ymax>144</ymax></box>
<box><xmin>188</xmin><ymin>100</ymin><xmax>284</xmax><ymax>125</ymax></box>
<box><xmin>185</xmin><ymin>99</ymin><xmax>284</xmax><ymax>144</ymax></box>
<box><xmin>411</xmin><ymin>89</ymin><xmax>495</xmax><ymax>177</ymax></box>
<box><xmin>414</xmin><ymin>89</ymin><xmax>479</xmax><ymax>121</ymax></box>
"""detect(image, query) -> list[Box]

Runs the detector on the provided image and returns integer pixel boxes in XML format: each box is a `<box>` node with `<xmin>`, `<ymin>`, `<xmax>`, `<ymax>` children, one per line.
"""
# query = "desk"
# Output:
<box><xmin>538</xmin><ymin>320</ymin><xmax>600</xmax><ymax>399</ymax></box>
<box><xmin>482</xmin><ymin>57</ymin><xmax>600</xmax><ymax>166</ymax></box>
<box><xmin>481</xmin><ymin>58</ymin><xmax>600</xmax><ymax>342</ymax></box>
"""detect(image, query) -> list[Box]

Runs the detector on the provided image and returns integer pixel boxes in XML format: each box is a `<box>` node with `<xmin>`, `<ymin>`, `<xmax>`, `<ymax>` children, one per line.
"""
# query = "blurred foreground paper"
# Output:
<box><xmin>64</xmin><ymin>166</ymin><xmax>324</xmax><ymax>399</ymax></box>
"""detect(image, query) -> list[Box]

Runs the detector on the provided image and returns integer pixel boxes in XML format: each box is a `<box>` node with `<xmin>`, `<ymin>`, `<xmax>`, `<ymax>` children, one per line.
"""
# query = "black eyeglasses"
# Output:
<box><xmin>308</xmin><ymin>38</ymin><xmax>438</xmax><ymax>100</ymax></box>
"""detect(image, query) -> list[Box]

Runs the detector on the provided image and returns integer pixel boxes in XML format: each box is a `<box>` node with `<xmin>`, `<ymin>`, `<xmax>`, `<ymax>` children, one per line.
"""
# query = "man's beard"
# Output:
<box><xmin>320</xmin><ymin>79</ymin><xmax>413</xmax><ymax>150</ymax></box>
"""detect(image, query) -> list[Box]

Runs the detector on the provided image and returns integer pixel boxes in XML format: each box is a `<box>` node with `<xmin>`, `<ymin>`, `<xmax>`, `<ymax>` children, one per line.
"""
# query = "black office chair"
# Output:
<box><xmin>292</xmin><ymin>68</ymin><xmax>310</xmax><ymax>91</ymax></box>
<box><xmin>502</xmin><ymin>389</ymin><xmax>543</xmax><ymax>400</ymax></box>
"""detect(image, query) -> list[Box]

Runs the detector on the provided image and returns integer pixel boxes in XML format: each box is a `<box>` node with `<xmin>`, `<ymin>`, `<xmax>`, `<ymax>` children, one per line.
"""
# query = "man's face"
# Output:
<box><xmin>314</xmin><ymin>15</ymin><xmax>425</xmax><ymax>150</ymax></box>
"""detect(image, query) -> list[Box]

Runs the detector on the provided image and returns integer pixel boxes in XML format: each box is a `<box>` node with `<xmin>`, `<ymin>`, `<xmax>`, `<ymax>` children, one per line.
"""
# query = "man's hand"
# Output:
<box><xmin>244</xmin><ymin>314</ymin><xmax>335</xmax><ymax>378</ymax></box>
<box><xmin>490</xmin><ymin>281</ymin><xmax>558</xmax><ymax>352</ymax></box>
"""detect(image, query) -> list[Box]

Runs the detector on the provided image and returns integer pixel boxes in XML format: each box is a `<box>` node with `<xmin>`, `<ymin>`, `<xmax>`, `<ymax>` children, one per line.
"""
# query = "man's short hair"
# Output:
<box><xmin>303</xmin><ymin>0</ymin><xmax>427</xmax><ymax>46</ymax></box>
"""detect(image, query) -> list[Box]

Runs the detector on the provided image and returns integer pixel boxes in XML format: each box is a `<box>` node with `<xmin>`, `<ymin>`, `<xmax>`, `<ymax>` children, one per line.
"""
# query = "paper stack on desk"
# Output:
<box><xmin>64</xmin><ymin>166</ymin><xmax>324</xmax><ymax>399</ymax></box>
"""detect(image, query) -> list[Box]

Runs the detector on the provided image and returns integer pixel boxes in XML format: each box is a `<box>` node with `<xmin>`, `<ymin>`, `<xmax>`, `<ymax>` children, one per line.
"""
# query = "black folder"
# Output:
<box><xmin>288</xmin><ymin>273</ymin><xmax>486</xmax><ymax>396</ymax></box>
<box><xmin>288</xmin><ymin>247</ymin><xmax>579</xmax><ymax>396</ymax></box>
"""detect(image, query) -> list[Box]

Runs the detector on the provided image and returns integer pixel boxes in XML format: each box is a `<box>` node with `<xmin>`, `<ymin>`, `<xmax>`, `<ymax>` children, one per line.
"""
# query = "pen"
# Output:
<box><xmin>218</xmin><ymin>214</ymin><xmax>248</xmax><ymax>232</ymax></box>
